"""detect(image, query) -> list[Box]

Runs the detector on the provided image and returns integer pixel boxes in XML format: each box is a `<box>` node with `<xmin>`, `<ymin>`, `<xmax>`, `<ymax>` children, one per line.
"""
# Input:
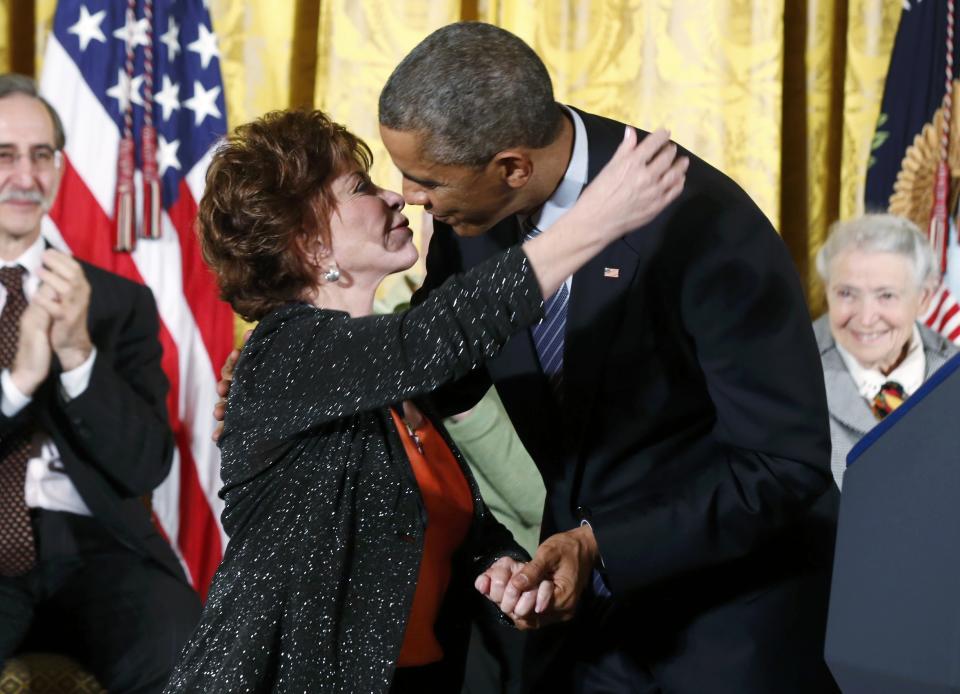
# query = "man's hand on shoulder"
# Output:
<box><xmin>34</xmin><ymin>250</ymin><xmax>92</xmax><ymax>372</ymax></box>
<box><xmin>212</xmin><ymin>330</ymin><xmax>251</xmax><ymax>442</ymax></box>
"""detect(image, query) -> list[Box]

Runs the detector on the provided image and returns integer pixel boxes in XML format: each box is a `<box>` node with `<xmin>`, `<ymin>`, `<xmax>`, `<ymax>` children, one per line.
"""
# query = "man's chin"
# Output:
<box><xmin>449</xmin><ymin>221</ymin><xmax>494</xmax><ymax>237</ymax></box>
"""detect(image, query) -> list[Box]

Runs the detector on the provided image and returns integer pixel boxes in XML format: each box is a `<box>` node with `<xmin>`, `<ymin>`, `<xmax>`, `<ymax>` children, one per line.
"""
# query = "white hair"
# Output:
<box><xmin>815</xmin><ymin>213</ymin><xmax>939</xmax><ymax>289</ymax></box>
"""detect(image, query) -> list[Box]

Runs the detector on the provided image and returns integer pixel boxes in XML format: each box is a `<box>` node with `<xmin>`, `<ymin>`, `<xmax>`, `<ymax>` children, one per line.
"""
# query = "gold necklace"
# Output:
<box><xmin>397</xmin><ymin>410</ymin><xmax>424</xmax><ymax>454</ymax></box>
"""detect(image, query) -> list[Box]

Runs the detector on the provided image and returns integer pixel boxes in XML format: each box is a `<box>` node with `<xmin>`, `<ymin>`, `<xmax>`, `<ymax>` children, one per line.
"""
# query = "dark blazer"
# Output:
<box><xmin>165</xmin><ymin>248</ymin><xmax>541</xmax><ymax>694</ymax></box>
<box><xmin>814</xmin><ymin>315</ymin><xmax>958</xmax><ymax>488</ymax></box>
<box><xmin>416</xmin><ymin>108</ymin><xmax>840</xmax><ymax>692</ymax></box>
<box><xmin>0</xmin><ymin>260</ymin><xmax>182</xmax><ymax>581</ymax></box>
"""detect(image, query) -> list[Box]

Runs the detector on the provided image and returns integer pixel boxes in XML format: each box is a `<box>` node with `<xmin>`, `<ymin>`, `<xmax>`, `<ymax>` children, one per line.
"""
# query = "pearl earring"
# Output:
<box><xmin>323</xmin><ymin>264</ymin><xmax>341</xmax><ymax>283</ymax></box>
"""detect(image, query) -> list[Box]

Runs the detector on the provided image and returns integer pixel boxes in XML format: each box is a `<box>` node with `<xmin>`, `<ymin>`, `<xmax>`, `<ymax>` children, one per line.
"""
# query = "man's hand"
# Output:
<box><xmin>475</xmin><ymin>556</ymin><xmax>555</xmax><ymax>630</ymax></box>
<box><xmin>34</xmin><ymin>250</ymin><xmax>93</xmax><ymax>371</ymax></box>
<box><xmin>10</xmin><ymin>300</ymin><xmax>54</xmax><ymax>397</ymax></box>
<box><xmin>504</xmin><ymin>524</ymin><xmax>600</xmax><ymax>625</ymax></box>
<box><xmin>212</xmin><ymin>330</ymin><xmax>251</xmax><ymax>442</ymax></box>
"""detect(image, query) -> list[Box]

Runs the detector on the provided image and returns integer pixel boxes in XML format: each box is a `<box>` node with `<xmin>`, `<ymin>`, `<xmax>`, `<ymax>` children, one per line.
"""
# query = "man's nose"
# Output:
<box><xmin>401</xmin><ymin>178</ymin><xmax>430</xmax><ymax>208</ymax></box>
<box><xmin>11</xmin><ymin>154</ymin><xmax>36</xmax><ymax>183</ymax></box>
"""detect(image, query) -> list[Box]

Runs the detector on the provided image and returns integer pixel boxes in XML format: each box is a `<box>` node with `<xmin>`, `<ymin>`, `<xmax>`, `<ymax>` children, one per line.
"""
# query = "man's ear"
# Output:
<box><xmin>491</xmin><ymin>150</ymin><xmax>533</xmax><ymax>189</ymax></box>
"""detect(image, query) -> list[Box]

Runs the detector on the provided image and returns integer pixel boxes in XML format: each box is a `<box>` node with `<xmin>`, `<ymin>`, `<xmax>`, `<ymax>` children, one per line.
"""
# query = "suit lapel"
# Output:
<box><xmin>814</xmin><ymin>322</ymin><xmax>876</xmax><ymax>435</ymax></box>
<box><xmin>920</xmin><ymin>324</ymin><xmax>953</xmax><ymax>378</ymax></box>
<box><xmin>455</xmin><ymin>215</ymin><xmax>561</xmax><ymax>429</ymax></box>
<box><xmin>561</xmin><ymin>110</ymin><xmax>644</xmax><ymax>446</ymax></box>
<box><xmin>820</xmin><ymin>347</ymin><xmax>876</xmax><ymax>436</ymax></box>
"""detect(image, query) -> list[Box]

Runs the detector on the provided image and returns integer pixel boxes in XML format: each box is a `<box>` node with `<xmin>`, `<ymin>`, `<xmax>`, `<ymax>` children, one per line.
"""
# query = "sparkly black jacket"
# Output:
<box><xmin>164</xmin><ymin>248</ymin><xmax>542</xmax><ymax>693</ymax></box>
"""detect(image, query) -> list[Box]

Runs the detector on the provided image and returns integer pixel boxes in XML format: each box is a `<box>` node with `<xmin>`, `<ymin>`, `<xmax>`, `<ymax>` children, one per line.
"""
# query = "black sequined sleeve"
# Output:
<box><xmin>226</xmin><ymin>246</ymin><xmax>543</xmax><ymax>439</ymax></box>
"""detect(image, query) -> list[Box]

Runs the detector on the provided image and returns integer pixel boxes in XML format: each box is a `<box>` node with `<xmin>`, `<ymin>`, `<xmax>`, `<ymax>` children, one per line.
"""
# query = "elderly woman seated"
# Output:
<box><xmin>813</xmin><ymin>213</ymin><xmax>958</xmax><ymax>490</ymax></box>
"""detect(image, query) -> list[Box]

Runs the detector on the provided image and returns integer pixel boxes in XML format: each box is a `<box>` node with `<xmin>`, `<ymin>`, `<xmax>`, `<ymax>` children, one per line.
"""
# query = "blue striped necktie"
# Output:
<box><xmin>525</xmin><ymin>222</ymin><xmax>611</xmax><ymax>599</ymax></box>
<box><xmin>524</xmin><ymin>223</ymin><xmax>569</xmax><ymax>399</ymax></box>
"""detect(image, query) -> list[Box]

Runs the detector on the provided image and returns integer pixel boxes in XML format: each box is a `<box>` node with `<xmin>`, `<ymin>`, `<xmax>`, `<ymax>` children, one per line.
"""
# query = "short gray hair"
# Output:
<box><xmin>0</xmin><ymin>73</ymin><xmax>66</xmax><ymax>151</ymax></box>
<box><xmin>816</xmin><ymin>213</ymin><xmax>938</xmax><ymax>289</ymax></box>
<box><xmin>378</xmin><ymin>22</ymin><xmax>563</xmax><ymax>167</ymax></box>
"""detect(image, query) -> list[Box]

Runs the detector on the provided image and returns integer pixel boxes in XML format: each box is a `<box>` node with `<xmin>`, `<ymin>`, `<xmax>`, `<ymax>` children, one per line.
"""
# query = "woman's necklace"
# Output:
<box><xmin>399</xmin><ymin>402</ymin><xmax>425</xmax><ymax>454</ymax></box>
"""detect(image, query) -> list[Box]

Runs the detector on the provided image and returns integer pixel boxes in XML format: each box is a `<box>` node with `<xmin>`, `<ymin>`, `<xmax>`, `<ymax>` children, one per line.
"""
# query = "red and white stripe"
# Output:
<box><xmin>40</xmin><ymin>34</ymin><xmax>232</xmax><ymax>598</ymax></box>
<box><xmin>921</xmin><ymin>282</ymin><xmax>960</xmax><ymax>344</ymax></box>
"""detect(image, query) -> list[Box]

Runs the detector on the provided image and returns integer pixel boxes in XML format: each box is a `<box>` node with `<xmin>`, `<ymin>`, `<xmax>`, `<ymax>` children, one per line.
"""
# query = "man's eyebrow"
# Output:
<box><xmin>0</xmin><ymin>143</ymin><xmax>56</xmax><ymax>151</ymax></box>
<box><xmin>400</xmin><ymin>170</ymin><xmax>441</xmax><ymax>187</ymax></box>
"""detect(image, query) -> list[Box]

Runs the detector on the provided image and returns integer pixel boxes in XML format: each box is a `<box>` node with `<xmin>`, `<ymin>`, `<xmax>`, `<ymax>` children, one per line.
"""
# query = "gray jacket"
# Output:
<box><xmin>813</xmin><ymin>315</ymin><xmax>957</xmax><ymax>489</ymax></box>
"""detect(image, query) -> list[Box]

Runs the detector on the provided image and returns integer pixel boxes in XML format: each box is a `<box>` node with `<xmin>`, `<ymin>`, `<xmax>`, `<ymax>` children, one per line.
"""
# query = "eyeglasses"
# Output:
<box><xmin>0</xmin><ymin>147</ymin><xmax>63</xmax><ymax>174</ymax></box>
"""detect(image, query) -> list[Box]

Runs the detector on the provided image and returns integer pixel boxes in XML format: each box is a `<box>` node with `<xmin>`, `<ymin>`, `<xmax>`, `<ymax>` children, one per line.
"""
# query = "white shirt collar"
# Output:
<box><xmin>835</xmin><ymin>323</ymin><xmax>926</xmax><ymax>401</ymax></box>
<box><xmin>529</xmin><ymin>105</ymin><xmax>589</xmax><ymax>233</ymax></box>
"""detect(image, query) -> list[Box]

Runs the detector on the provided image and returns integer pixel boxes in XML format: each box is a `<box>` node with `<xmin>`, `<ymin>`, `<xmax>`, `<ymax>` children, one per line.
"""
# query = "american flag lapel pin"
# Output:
<box><xmin>603</xmin><ymin>267</ymin><xmax>620</xmax><ymax>278</ymax></box>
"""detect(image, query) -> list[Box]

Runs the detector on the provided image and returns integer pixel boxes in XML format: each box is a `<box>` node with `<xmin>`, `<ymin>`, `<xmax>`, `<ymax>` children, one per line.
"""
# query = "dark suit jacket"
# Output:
<box><xmin>0</xmin><ymin>259</ymin><xmax>184</xmax><ymax>582</ymax></box>
<box><xmin>415</xmin><ymin>108</ymin><xmax>839</xmax><ymax>690</ymax></box>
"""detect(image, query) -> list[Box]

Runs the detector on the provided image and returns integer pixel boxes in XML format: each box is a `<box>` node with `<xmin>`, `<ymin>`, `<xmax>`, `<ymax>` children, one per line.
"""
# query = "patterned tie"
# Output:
<box><xmin>871</xmin><ymin>381</ymin><xmax>906</xmax><ymax>421</ymax></box>
<box><xmin>0</xmin><ymin>265</ymin><xmax>37</xmax><ymax>576</ymax></box>
<box><xmin>525</xmin><ymin>223</ymin><xmax>569</xmax><ymax>398</ymax></box>
<box><xmin>525</xmin><ymin>223</ymin><xmax>611</xmax><ymax>599</ymax></box>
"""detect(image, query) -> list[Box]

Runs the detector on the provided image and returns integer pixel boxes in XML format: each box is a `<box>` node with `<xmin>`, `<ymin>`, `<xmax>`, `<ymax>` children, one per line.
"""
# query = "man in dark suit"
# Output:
<box><xmin>0</xmin><ymin>74</ymin><xmax>199</xmax><ymax>692</ymax></box>
<box><xmin>379</xmin><ymin>23</ymin><xmax>840</xmax><ymax>693</ymax></box>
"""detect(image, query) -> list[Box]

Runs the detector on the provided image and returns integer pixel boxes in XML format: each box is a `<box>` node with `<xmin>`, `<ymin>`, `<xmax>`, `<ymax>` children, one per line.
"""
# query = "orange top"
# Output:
<box><xmin>391</xmin><ymin>408</ymin><xmax>474</xmax><ymax>667</ymax></box>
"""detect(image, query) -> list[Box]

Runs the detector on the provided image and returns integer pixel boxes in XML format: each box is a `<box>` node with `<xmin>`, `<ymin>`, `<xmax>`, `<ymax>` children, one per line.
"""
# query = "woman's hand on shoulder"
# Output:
<box><xmin>572</xmin><ymin>126</ymin><xmax>688</xmax><ymax>239</ymax></box>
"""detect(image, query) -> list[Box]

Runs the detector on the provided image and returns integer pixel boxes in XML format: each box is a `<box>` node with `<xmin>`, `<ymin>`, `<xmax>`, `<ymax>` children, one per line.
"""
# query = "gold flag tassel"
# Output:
<box><xmin>114</xmin><ymin>135</ymin><xmax>136</xmax><ymax>252</ymax></box>
<box><xmin>931</xmin><ymin>0</ymin><xmax>955</xmax><ymax>275</ymax></box>
<box><xmin>139</xmin><ymin>0</ymin><xmax>161</xmax><ymax>240</ymax></box>
<box><xmin>114</xmin><ymin>1</ymin><xmax>138</xmax><ymax>252</ymax></box>
<box><xmin>141</xmin><ymin>126</ymin><xmax>161</xmax><ymax>239</ymax></box>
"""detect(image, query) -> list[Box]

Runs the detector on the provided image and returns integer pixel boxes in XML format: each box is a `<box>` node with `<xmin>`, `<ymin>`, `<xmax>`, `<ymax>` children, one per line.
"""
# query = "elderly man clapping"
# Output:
<box><xmin>814</xmin><ymin>213</ymin><xmax>958</xmax><ymax>489</ymax></box>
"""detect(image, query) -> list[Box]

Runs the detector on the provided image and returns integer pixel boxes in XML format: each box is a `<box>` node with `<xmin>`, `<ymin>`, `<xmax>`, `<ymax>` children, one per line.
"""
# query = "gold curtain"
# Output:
<box><xmin>0</xmin><ymin>1</ymin><xmax>8</xmax><ymax>72</ymax></box>
<box><xmin>17</xmin><ymin>0</ymin><xmax>901</xmax><ymax>314</ymax></box>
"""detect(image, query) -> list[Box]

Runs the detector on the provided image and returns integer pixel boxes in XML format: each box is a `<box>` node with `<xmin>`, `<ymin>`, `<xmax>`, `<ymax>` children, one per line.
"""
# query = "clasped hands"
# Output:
<box><xmin>475</xmin><ymin>523</ymin><xmax>599</xmax><ymax>630</ymax></box>
<box><xmin>11</xmin><ymin>249</ymin><xmax>92</xmax><ymax>397</ymax></box>
<box><xmin>212</xmin><ymin>346</ymin><xmax>600</xmax><ymax>629</ymax></box>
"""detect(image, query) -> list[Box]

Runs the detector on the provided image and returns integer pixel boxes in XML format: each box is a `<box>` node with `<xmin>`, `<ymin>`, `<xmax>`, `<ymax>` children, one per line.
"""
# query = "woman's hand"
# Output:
<box><xmin>571</xmin><ymin>126</ymin><xmax>688</xmax><ymax>240</ymax></box>
<box><xmin>475</xmin><ymin>556</ymin><xmax>555</xmax><ymax>630</ymax></box>
<box><xmin>522</xmin><ymin>127</ymin><xmax>688</xmax><ymax>299</ymax></box>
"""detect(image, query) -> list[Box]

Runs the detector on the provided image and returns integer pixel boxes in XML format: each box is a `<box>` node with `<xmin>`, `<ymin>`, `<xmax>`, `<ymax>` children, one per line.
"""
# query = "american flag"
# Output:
<box><xmin>39</xmin><ymin>0</ymin><xmax>233</xmax><ymax>598</ymax></box>
<box><xmin>866</xmin><ymin>0</ymin><xmax>960</xmax><ymax>344</ymax></box>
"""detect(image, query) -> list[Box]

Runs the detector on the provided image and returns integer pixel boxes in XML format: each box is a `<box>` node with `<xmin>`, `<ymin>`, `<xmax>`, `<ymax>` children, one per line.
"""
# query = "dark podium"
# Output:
<box><xmin>825</xmin><ymin>352</ymin><xmax>960</xmax><ymax>693</ymax></box>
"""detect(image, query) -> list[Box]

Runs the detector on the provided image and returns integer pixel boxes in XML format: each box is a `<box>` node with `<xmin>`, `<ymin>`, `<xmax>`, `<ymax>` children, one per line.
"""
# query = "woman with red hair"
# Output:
<box><xmin>164</xmin><ymin>109</ymin><xmax>684</xmax><ymax>693</ymax></box>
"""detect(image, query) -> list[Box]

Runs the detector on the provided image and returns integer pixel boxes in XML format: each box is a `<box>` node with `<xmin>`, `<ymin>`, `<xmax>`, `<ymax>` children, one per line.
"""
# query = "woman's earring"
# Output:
<box><xmin>323</xmin><ymin>264</ymin><xmax>341</xmax><ymax>283</ymax></box>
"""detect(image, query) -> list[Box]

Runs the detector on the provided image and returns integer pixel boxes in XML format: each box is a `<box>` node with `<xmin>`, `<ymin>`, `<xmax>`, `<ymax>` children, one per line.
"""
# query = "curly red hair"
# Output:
<box><xmin>198</xmin><ymin>109</ymin><xmax>372</xmax><ymax>321</ymax></box>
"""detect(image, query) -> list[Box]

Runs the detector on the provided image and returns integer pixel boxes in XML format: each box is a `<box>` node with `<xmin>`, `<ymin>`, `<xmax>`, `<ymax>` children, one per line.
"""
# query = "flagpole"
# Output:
<box><xmin>931</xmin><ymin>0</ymin><xmax>955</xmax><ymax>275</ymax></box>
<box><xmin>141</xmin><ymin>0</ymin><xmax>162</xmax><ymax>240</ymax></box>
<box><xmin>114</xmin><ymin>1</ymin><xmax>138</xmax><ymax>252</ymax></box>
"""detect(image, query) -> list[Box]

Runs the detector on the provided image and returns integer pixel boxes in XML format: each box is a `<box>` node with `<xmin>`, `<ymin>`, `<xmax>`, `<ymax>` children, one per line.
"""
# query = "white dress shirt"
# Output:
<box><xmin>835</xmin><ymin>324</ymin><xmax>926</xmax><ymax>403</ymax></box>
<box><xmin>0</xmin><ymin>234</ymin><xmax>94</xmax><ymax>515</ymax></box>
<box><xmin>521</xmin><ymin>105</ymin><xmax>589</xmax><ymax>293</ymax></box>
